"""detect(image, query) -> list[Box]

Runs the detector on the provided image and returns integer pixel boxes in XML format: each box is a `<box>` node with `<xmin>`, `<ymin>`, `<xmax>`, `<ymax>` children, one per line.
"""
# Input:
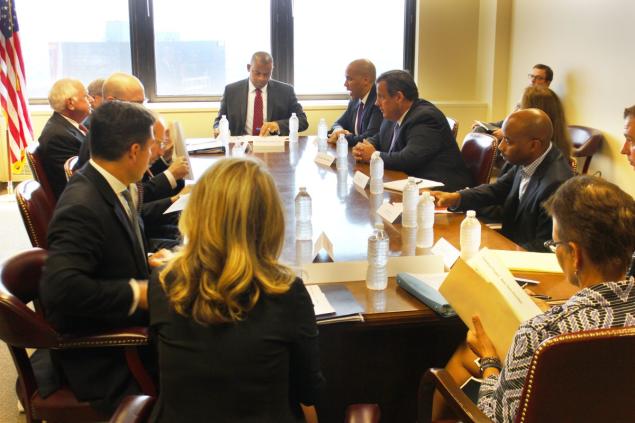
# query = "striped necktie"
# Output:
<box><xmin>253</xmin><ymin>88</ymin><xmax>263</xmax><ymax>135</ymax></box>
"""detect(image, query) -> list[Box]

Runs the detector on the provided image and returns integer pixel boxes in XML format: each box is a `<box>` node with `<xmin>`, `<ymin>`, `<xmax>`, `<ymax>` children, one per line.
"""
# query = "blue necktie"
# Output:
<box><xmin>388</xmin><ymin>123</ymin><xmax>401</xmax><ymax>153</ymax></box>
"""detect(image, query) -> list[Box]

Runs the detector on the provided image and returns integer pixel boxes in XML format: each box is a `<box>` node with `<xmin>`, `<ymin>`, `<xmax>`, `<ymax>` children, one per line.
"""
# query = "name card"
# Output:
<box><xmin>353</xmin><ymin>171</ymin><xmax>370</xmax><ymax>189</ymax></box>
<box><xmin>377</xmin><ymin>202</ymin><xmax>403</xmax><ymax>223</ymax></box>
<box><xmin>431</xmin><ymin>237</ymin><xmax>460</xmax><ymax>270</ymax></box>
<box><xmin>313</xmin><ymin>231</ymin><xmax>334</xmax><ymax>260</ymax></box>
<box><xmin>314</xmin><ymin>152</ymin><xmax>335</xmax><ymax>167</ymax></box>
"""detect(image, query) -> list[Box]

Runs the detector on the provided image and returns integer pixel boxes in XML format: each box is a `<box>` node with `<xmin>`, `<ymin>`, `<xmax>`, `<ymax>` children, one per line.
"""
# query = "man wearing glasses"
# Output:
<box><xmin>473</xmin><ymin>64</ymin><xmax>554</xmax><ymax>141</ymax></box>
<box><xmin>433</xmin><ymin>108</ymin><xmax>573</xmax><ymax>252</ymax></box>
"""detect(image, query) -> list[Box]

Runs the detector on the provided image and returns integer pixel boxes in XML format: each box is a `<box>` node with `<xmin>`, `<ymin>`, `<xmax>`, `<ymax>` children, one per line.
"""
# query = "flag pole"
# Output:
<box><xmin>5</xmin><ymin>120</ymin><xmax>13</xmax><ymax>195</ymax></box>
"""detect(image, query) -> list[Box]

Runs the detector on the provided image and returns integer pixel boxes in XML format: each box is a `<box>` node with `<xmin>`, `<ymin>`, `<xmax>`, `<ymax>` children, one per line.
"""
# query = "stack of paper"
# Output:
<box><xmin>384</xmin><ymin>177</ymin><xmax>444</xmax><ymax>192</ymax></box>
<box><xmin>305</xmin><ymin>284</ymin><xmax>336</xmax><ymax>316</ymax></box>
<box><xmin>491</xmin><ymin>250</ymin><xmax>563</xmax><ymax>274</ymax></box>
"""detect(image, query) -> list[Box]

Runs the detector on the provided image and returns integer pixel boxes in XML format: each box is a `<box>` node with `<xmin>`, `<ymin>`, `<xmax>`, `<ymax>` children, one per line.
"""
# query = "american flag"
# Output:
<box><xmin>0</xmin><ymin>0</ymin><xmax>32</xmax><ymax>173</ymax></box>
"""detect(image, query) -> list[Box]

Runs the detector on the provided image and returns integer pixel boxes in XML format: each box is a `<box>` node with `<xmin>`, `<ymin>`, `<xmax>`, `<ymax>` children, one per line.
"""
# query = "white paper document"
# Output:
<box><xmin>491</xmin><ymin>250</ymin><xmax>563</xmax><ymax>274</ymax></box>
<box><xmin>353</xmin><ymin>171</ymin><xmax>370</xmax><ymax>189</ymax></box>
<box><xmin>377</xmin><ymin>202</ymin><xmax>403</xmax><ymax>223</ymax></box>
<box><xmin>251</xmin><ymin>136</ymin><xmax>286</xmax><ymax>152</ymax></box>
<box><xmin>300</xmin><ymin>254</ymin><xmax>445</xmax><ymax>284</ymax></box>
<box><xmin>305</xmin><ymin>284</ymin><xmax>336</xmax><ymax>316</ymax></box>
<box><xmin>170</xmin><ymin>122</ymin><xmax>195</xmax><ymax>180</ymax></box>
<box><xmin>405</xmin><ymin>272</ymin><xmax>448</xmax><ymax>291</ymax></box>
<box><xmin>163</xmin><ymin>193</ymin><xmax>190</xmax><ymax>214</ymax></box>
<box><xmin>384</xmin><ymin>177</ymin><xmax>444</xmax><ymax>192</ymax></box>
<box><xmin>313</xmin><ymin>232</ymin><xmax>334</xmax><ymax>260</ymax></box>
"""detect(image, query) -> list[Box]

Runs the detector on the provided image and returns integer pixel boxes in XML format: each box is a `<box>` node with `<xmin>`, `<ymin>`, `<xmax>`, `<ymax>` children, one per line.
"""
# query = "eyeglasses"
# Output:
<box><xmin>528</xmin><ymin>73</ymin><xmax>546</xmax><ymax>81</ymax></box>
<box><xmin>544</xmin><ymin>239</ymin><xmax>566</xmax><ymax>253</ymax></box>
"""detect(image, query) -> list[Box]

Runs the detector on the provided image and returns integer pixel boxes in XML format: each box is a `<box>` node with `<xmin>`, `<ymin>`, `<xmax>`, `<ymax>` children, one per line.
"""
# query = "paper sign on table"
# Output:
<box><xmin>313</xmin><ymin>232</ymin><xmax>334</xmax><ymax>260</ymax></box>
<box><xmin>431</xmin><ymin>237</ymin><xmax>460</xmax><ymax>270</ymax></box>
<box><xmin>353</xmin><ymin>171</ymin><xmax>370</xmax><ymax>189</ymax></box>
<box><xmin>314</xmin><ymin>152</ymin><xmax>335</xmax><ymax>167</ymax></box>
<box><xmin>377</xmin><ymin>202</ymin><xmax>403</xmax><ymax>223</ymax></box>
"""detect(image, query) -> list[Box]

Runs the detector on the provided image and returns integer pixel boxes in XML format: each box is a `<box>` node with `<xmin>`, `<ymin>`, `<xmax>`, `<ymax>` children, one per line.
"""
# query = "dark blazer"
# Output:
<box><xmin>148</xmin><ymin>274</ymin><xmax>324</xmax><ymax>422</ymax></box>
<box><xmin>213</xmin><ymin>78</ymin><xmax>308</xmax><ymax>135</ymax></box>
<box><xmin>36</xmin><ymin>112</ymin><xmax>86</xmax><ymax>200</ymax></box>
<box><xmin>331</xmin><ymin>85</ymin><xmax>383</xmax><ymax>146</ymax></box>
<box><xmin>40</xmin><ymin>162</ymin><xmax>150</xmax><ymax>414</ymax></box>
<box><xmin>457</xmin><ymin>146</ymin><xmax>574</xmax><ymax>252</ymax></box>
<box><xmin>369</xmin><ymin>99</ymin><xmax>473</xmax><ymax>191</ymax></box>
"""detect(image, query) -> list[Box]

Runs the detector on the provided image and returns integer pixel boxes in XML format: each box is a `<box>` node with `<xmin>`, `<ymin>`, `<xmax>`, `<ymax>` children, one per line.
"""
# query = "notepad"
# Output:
<box><xmin>383</xmin><ymin>177</ymin><xmax>444</xmax><ymax>192</ymax></box>
<box><xmin>491</xmin><ymin>250</ymin><xmax>563</xmax><ymax>274</ymax></box>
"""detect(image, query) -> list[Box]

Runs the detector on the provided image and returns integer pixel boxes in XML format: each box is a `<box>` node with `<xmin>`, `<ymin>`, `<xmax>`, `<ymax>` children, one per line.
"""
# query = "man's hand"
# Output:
<box><xmin>328</xmin><ymin>129</ymin><xmax>350</xmax><ymax>144</ymax></box>
<box><xmin>259</xmin><ymin>121</ymin><xmax>280</xmax><ymax>136</ymax></box>
<box><xmin>467</xmin><ymin>315</ymin><xmax>498</xmax><ymax>359</ymax></box>
<box><xmin>137</xmin><ymin>281</ymin><xmax>149</xmax><ymax>310</ymax></box>
<box><xmin>148</xmin><ymin>248</ymin><xmax>174</xmax><ymax>268</ymax></box>
<box><xmin>168</xmin><ymin>156</ymin><xmax>190</xmax><ymax>180</ymax></box>
<box><xmin>212</xmin><ymin>127</ymin><xmax>220</xmax><ymax>137</ymax></box>
<box><xmin>430</xmin><ymin>190</ymin><xmax>461</xmax><ymax>208</ymax></box>
<box><xmin>352</xmin><ymin>140</ymin><xmax>376</xmax><ymax>162</ymax></box>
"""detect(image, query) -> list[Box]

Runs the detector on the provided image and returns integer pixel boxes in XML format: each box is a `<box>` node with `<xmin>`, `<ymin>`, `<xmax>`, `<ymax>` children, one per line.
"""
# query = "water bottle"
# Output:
<box><xmin>219</xmin><ymin>115</ymin><xmax>230</xmax><ymax>146</ymax></box>
<box><xmin>317</xmin><ymin>136</ymin><xmax>328</xmax><ymax>153</ymax></box>
<box><xmin>317</xmin><ymin>118</ymin><xmax>328</xmax><ymax>140</ymax></box>
<box><xmin>289</xmin><ymin>112</ymin><xmax>299</xmax><ymax>143</ymax></box>
<box><xmin>369</xmin><ymin>151</ymin><xmax>384</xmax><ymax>194</ymax></box>
<box><xmin>336</xmin><ymin>133</ymin><xmax>348</xmax><ymax>158</ymax></box>
<box><xmin>232</xmin><ymin>140</ymin><xmax>245</xmax><ymax>157</ymax></box>
<box><xmin>417</xmin><ymin>192</ymin><xmax>435</xmax><ymax>248</ymax></box>
<box><xmin>402</xmin><ymin>177</ymin><xmax>419</xmax><ymax>228</ymax></box>
<box><xmin>295</xmin><ymin>187</ymin><xmax>312</xmax><ymax>240</ymax></box>
<box><xmin>460</xmin><ymin>210</ymin><xmax>481</xmax><ymax>260</ymax></box>
<box><xmin>366</xmin><ymin>223</ymin><xmax>389</xmax><ymax>290</ymax></box>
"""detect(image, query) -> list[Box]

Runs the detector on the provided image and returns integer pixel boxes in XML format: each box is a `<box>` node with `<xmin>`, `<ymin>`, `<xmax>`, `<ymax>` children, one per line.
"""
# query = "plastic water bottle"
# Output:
<box><xmin>232</xmin><ymin>140</ymin><xmax>245</xmax><ymax>157</ymax></box>
<box><xmin>366</xmin><ymin>223</ymin><xmax>389</xmax><ymax>290</ymax></box>
<box><xmin>402</xmin><ymin>177</ymin><xmax>419</xmax><ymax>228</ymax></box>
<box><xmin>369</xmin><ymin>151</ymin><xmax>384</xmax><ymax>194</ymax></box>
<box><xmin>317</xmin><ymin>118</ymin><xmax>328</xmax><ymax>140</ymax></box>
<box><xmin>295</xmin><ymin>187</ymin><xmax>312</xmax><ymax>240</ymax></box>
<box><xmin>289</xmin><ymin>112</ymin><xmax>299</xmax><ymax>143</ymax></box>
<box><xmin>317</xmin><ymin>136</ymin><xmax>328</xmax><ymax>153</ymax></box>
<box><xmin>219</xmin><ymin>115</ymin><xmax>230</xmax><ymax>146</ymax></box>
<box><xmin>417</xmin><ymin>192</ymin><xmax>435</xmax><ymax>248</ymax></box>
<box><xmin>460</xmin><ymin>210</ymin><xmax>481</xmax><ymax>260</ymax></box>
<box><xmin>336</xmin><ymin>133</ymin><xmax>348</xmax><ymax>158</ymax></box>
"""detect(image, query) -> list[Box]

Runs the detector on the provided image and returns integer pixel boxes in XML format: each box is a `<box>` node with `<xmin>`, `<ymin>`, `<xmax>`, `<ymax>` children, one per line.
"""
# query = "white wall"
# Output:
<box><xmin>507</xmin><ymin>0</ymin><xmax>635</xmax><ymax>197</ymax></box>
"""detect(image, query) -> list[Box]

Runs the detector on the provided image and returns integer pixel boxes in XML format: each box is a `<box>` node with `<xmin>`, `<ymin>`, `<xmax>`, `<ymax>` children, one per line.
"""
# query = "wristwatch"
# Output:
<box><xmin>479</xmin><ymin>356</ymin><xmax>502</xmax><ymax>373</ymax></box>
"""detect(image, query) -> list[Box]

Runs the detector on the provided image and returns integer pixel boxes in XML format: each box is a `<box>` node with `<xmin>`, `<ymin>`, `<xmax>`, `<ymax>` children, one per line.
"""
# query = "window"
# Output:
<box><xmin>18</xmin><ymin>0</ymin><xmax>414</xmax><ymax>102</ymax></box>
<box><xmin>293</xmin><ymin>0</ymin><xmax>405</xmax><ymax>96</ymax></box>
<box><xmin>19</xmin><ymin>0</ymin><xmax>131</xmax><ymax>100</ymax></box>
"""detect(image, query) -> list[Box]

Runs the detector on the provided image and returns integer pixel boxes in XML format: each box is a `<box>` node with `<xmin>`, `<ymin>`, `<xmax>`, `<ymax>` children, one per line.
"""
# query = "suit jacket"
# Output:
<box><xmin>37</xmin><ymin>112</ymin><xmax>86</xmax><ymax>200</ymax></box>
<box><xmin>213</xmin><ymin>78</ymin><xmax>308</xmax><ymax>135</ymax></box>
<box><xmin>369</xmin><ymin>99</ymin><xmax>473</xmax><ymax>192</ymax></box>
<box><xmin>457</xmin><ymin>146</ymin><xmax>574</xmax><ymax>252</ymax></box>
<box><xmin>40</xmin><ymin>162</ymin><xmax>150</xmax><ymax>413</ymax></box>
<box><xmin>331</xmin><ymin>85</ymin><xmax>383</xmax><ymax>146</ymax></box>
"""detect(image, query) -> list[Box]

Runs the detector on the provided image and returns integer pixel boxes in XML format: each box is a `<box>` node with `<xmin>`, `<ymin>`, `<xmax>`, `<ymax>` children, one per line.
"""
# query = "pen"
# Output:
<box><xmin>530</xmin><ymin>293</ymin><xmax>552</xmax><ymax>300</ymax></box>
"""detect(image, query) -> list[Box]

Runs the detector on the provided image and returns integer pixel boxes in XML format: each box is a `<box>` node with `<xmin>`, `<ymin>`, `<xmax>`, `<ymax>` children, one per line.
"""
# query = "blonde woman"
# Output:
<box><xmin>148</xmin><ymin>158</ymin><xmax>324</xmax><ymax>422</ymax></box>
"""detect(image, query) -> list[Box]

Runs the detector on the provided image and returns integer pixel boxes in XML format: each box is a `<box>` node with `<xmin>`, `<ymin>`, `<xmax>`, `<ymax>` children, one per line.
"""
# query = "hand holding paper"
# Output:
<box><xmin>467</xmin><ymin>315</ymin><xmax>498</xmax><ymax>359</ymax></box>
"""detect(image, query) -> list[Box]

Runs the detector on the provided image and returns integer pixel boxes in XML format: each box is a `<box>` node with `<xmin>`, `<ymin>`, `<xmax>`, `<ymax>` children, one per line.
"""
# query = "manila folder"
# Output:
<box><xmin>439</xmin><ymin>248</ymin><xmax>541</xmax><ymax>360</ymax></box>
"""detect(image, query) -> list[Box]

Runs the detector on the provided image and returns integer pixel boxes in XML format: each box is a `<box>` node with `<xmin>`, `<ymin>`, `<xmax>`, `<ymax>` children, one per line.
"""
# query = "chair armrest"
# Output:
<box><xmin>110</xmin><ymin>395</ymin><xmax>155</xmax><ymax>423</ymax></box>
<box><xmin>345</xmin><ymin>403</ymin><xmax>380</xmax><ymax>423</ymax></box>
<box><xmin>58</xmin><ymin>326</ymin><xmax>149</xmax><ymax>349</ymax></box>
<box><xmin>418</xmin><ymin>368</ymin><xmax>490</xmax><ymax>423</ymax></box>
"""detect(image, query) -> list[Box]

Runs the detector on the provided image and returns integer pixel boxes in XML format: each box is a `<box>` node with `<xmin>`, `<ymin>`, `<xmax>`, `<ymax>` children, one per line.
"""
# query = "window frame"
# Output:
<box><xmin>28</xmin><ymin>0</ymin><xmax>415</xmax><ymax>103</ymax></box>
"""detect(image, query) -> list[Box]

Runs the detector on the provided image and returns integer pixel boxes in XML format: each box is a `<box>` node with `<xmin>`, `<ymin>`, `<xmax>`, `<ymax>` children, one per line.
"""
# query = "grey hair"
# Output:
<box><xmin>87</xmin><ymin>78</ymin><xmax>105</xmax><ymax>98</ymax></box>
<box><xmin>48</xmin><ymin>78</ymin><xmax>83</xmax><ymax>113</ymax></box>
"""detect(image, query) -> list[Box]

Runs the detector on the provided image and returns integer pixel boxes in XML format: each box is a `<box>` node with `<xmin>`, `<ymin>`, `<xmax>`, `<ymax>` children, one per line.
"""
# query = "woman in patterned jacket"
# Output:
<box><xmin>468</xmin><ymin>175</ymin><xmax>635</xmax><ymax>422</ymax></box>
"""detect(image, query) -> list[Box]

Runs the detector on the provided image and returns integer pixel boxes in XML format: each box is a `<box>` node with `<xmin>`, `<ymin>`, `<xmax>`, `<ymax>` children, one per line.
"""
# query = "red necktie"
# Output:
<box><xmin>79</xmin><ymin>123</ymin><xmax>88</xmax><ymax>135</ymax></box>
<box><xmin>253</xmin><ymin>88</ymin><xmax>263</xmax><ymax>135</ymax></box>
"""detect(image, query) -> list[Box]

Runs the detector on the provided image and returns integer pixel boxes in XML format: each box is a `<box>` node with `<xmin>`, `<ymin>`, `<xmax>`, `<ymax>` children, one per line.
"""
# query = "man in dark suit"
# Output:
<box><xmin>622</xmin><ymin>105</ymin><xmax>635</xmax><ymax>277</ymax></box>
<box><xmin>213</xmin><ymin>51</ymin><xmax>308</xmax><ymax>136</ymax></box>
<box><xmin>433</xmin><ymin>108</ymin><xmax>574</xmax><ymax>252</ymax></box>
<box><xmin>328</xmin><ymin>59</ymin><xmax>383</xmax><ymax>146</ymax></box>
<box><xmin>36</xmin><ymin>78</ymin><xmax>91</xmax><ymax>199</ymax></box>
<box><xmin>39</xmin><ymin>101</ymin><xmax>168</xmax><ymax>414</ymax></box>
<box><xmin>352</xmin><ymin>70</ymin><xmax>473</xmax><ymax>191</ymax></box>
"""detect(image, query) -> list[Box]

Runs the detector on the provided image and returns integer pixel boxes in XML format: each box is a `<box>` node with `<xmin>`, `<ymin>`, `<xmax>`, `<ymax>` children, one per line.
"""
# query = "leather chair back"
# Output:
<box><xmin>15</xmin><ymin>180</ymin><xmax>55</xmax><ymax>249</ymax></box>
<box><xmin>446</xmin><ymin>117</ymin><xmax>458</xmax><ymax>140</ymax></box>
<box><xmin>567</xmin><ymin>125</ymin><xmax>605</xmax><ymax>174</ymax></box>
<box><xmin>460</xmin><ymin>132</ymin><xmax>497</xmax><ymax>186</ymax></box>
<box><xmin>25</xmin><ymin>144</ymin><xmax>56</xmax><ymax>206</ymax></box>
<box><xmin>516</xmin><ymin>327</ymin><xmax>635</xmax><ymax>423</ymax></box>
<box><xmin>64</xmin><ymin>155</ymin><xmax>79</xmax><ymax>181</ymax></box>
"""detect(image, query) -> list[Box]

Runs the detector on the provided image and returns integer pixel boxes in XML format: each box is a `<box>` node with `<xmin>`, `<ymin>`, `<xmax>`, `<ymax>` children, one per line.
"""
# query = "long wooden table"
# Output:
<box><xmin>188</xmin><ymin>136</ymin><xmax>576</xmax><ymax>421</ymax></box>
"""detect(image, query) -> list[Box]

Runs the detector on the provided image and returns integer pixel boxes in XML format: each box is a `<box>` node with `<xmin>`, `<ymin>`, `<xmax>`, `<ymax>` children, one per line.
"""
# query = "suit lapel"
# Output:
<box><xmin>513</xmin><ymin>149</ymin><xmax>554</xmax><ymax>221</ymax></box>
<box><xmin>266</xmin><ymin>81</ymin><xmax>275</xmax><ymax>121</ymax></box>
<box><xmin>53</xmin><ymin>112</ymin><xmax>86</xmax><ymax>142</ymax></box>
<box><xmin>362</xmin><ymin>85</ymin><xmax>377</xmax><ymax>129</ymax></box>
<box><xmin>239</xmin><ymin>79</ymin><xmax>248</xmax><ymax>133</ymax></box>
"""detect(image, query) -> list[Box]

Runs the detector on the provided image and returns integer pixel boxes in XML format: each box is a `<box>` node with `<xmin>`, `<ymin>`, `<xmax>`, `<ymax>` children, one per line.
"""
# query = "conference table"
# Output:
<box><xmin>187</xmin><ymin>136</ymin><xmax>576</xmax><ymax>421</ymax></box>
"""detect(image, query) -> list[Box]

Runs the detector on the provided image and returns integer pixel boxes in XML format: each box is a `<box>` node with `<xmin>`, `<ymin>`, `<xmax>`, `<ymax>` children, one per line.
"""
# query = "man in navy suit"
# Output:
<box><xmin>213</xmin><ymin>51</ymin><xmax>308</xmax><ymax>136</ymax></box>
<box><xmin>433</xmin><ymin>108</ymin><xmax>574</xmax><ymax>252</ymax></box>
<box><xmin>328</xmin><ymin>59</ymin><xmax>382</xmax><ymax>146</ymax></box>
<box><xmin>40</xmin><ymin>101</ymin><xmax>170</xmax><ymax>414</ymax></box>
<box><xmin>352</xmin><ymin>70</ymin><xmax>473</xmax><ymax>191</ymax></box>
<box><xmin>37</xmin><ymin>78</ymin><xmax>91</xmax><ymax>199</ymax></box>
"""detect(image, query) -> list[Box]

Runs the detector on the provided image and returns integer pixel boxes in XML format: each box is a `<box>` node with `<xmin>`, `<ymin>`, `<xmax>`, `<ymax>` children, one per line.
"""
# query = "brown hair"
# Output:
<box><xmin>160</xmin><ymin>158</ymin><xmax>294</xmax><ymax>325</ymax></box>
<box><xmin>623</xmin><ymin>105</ymin><xmax>635</xmax><ymax>119</ymax></box>
<box><xmin>544</xmin><ymin>175</ymin><xmax>635</xmax><ymax>274</ymax></box>
<box><xmin>520</xmin><ymin>86</ymin><xmax>573</xmax><ymax>158</ymax></box>
<box><xmin>533</xmin><ymin>64</ymin><xmax>553</xmax><ymax>82</ymax></box>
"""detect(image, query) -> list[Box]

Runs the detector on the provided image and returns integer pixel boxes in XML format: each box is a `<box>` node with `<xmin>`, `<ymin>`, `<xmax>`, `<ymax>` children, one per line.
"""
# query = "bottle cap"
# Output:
<box><xmin>299</xmin><ymin>186</ymin><xmax>306</xmax><ymax>192</ymax></box>
<box><xmin>291</xmin><ymin>113</ymin><xmax>296</xmax><ymax>117</ymax></box>
<box><xmin>421</xmin><ymin>191</ymin><xmax>430</xmax><ymax>199</ymax></box>
<box><xmin>371</xmin><ymin>151</ymin><xmax>381</xmax><ymax>160</ymax></box>
<box><xmin>408</xmin><ymin>176</ymin><xmax>416</xmax><ymax>182</ymax></box>
<box><xmin>467</xmin><ymin>210</ymin><xmax>476</xmax><ymax>217</ymax></box>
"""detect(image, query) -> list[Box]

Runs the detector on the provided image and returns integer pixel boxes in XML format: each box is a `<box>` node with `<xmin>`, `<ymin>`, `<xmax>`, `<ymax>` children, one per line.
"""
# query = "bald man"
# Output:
<box><xmin>37</xmin><ymin>78</ymin><xmax>91</xmax><ymax>199</ymax></box>
<box><xmin>213</xmin><ymin>51</ymin><xmax>308</xmax><ymax>136</ymax></box>
<box><xmin>433</xmin><ymin>109</ymin><xmax>574</xmax><ymax>251</ymax></box>
<box><xmin>328</xmin><ymin>59</ymin><xmax>383</xmax><ymax>146</ymax></box>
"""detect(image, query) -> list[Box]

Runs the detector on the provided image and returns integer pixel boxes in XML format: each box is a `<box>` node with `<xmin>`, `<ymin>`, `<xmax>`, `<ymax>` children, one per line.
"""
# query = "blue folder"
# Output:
<box><xmin>396</xmin><ymin>272</ymin><xmax>456</xmax><ymax>318</ymax></box>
